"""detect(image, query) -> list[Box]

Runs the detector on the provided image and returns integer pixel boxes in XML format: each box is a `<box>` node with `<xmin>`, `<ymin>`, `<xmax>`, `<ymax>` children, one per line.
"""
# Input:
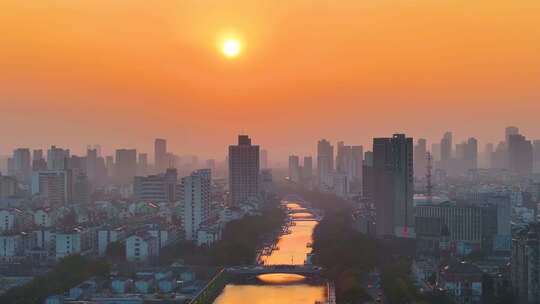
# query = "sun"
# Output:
<box><xmin>222</xmin><ymin>39</ymin><xmax>241</xmax><ymax>58</ymax></box>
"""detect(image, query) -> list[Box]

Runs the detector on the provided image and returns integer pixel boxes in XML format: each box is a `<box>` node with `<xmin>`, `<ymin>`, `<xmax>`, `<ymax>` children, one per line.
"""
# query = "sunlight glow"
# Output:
<box><xmin>222</xmin><ymin>39</ymin><xmax>241</xmax><ymax>58</ymax></box>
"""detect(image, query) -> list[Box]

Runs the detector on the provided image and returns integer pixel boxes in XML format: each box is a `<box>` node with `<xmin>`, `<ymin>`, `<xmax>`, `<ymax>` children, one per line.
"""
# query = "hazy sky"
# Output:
<box><xmin>1</xmin><ymin>1</ymin><xmax>539</xmax><ymax>160</ymax></box>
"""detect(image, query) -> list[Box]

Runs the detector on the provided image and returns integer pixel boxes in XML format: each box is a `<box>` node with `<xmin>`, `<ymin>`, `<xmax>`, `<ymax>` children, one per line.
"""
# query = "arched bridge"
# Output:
<box><xmin>226</xmin><ymin>265</ymin><xmax>322</xmax><ymax>275</ymax></box>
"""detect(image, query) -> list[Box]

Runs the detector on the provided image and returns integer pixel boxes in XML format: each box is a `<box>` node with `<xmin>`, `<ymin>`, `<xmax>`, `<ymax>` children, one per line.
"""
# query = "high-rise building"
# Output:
<box><xmin>508</xmin><ymin>134</ymin><xmax>533</xmax><ymax>176</ymax></box>
<box><xmin>134</xmin><ymin>168</ymin><xmax>179</xmax><ymax>203</ymax></box>
<box><xmin>72</xmin><ymin>171</ymin><xmax>90</xmax><ymax>205</ymax></box>
<box><xmin>181</xmin><ymin>169</ymin><xmax>210</xmax><ymax>240</ymax></box>
<box><xmin>47</xmin><ymin>145</ymin><xmax>70</xmax><ymax>170</ymax></box>
<box><xmin>505</xmin><ymin>126</ymin><xmax>519</xmax><ymax>143</ymax></box>
<box><xmin>12</xmin><ymin>148</ymin><xmax>31</xmax><ymax>183</ymax></box>
<box><xmin>288</xmin><ymin>155</ymin><xmax>301</xmax><ymax>182</ymax></box>
<box><xmin>303</xmin><ymin>156</ymin><xmax>313</xmax><ymax>184</ymax></box>
<box><xmin>440</xmin><ymin>132</ymin><xmax>453</xmax><ymax>163</ymax></box>
<box><xmin>31</xmin><ymin>170</ymin><xmax>73</xmax><ymax>206</ymax></box>
<box><xmin>373</xmin><ymin>134</ymin><xmax>414</xmax><ymax>238</ymax></box>
<box><xmin>483</xmin><ymin>143</ymin><xmax>494</xmax><ymax>169</ymax></box>
<box><xmin>115</xmin><ymin>149</ymin><xmax>137</xmax><ymax>185</ymax></box>
<box><xmin>463</xmin><ymin>137</ymin><xmax>478</xmax><ymax>171</ymax></box>
<box><xmin>105</xmin><ymin>156</ymin><xmax>114</xmax><ymax>177</ymax></box>
<box><xmin>260</xmin><ymin>149</ymin><xmax>268</xmax><ymax>169</ymax></box>
<box><xmin>317</xmin><ymin>139</ymin><xmax>334</xmax><ymax>188</ymax></box>
<box><xmin>512</xmin><ymin>223</ymin><xmax>540</xmax><ymax>304</ymax></box>
<box><xmin>414</xmin><ymin>138</ymin><xmax>427</xmax><ymax>179</ymax></box>
<box><xmin>491</xmin><ymin>141</ymin><xmax>508</xmax><ymax>169</ymax></box>
<box><xmin>32</xmin><ymin>149</ymin><xmax>47</xmax><ymax>172</ymax></box>
<box><xmin>336</xmin><ymin>143</ymin><xmax>363</xmax><ymax>192</ymax></box>
<box><xmin>228</xmin><ymin>135</ymin><xmax>259</xmax><ymax>206</ymax></box>
<box><xmin>154</xmin><ymin>138</ymin><xmax>167</xmax><ymax>173</ymax></box>
<box><xmin>0</xmin><ymin>175</ymin><xmax>18</xmax><ymax>199</ymax></box>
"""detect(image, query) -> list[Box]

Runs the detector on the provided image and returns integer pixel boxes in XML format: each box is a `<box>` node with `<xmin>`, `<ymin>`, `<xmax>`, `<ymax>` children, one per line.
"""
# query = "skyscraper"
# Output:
<box><xmin>181</xmin><ymin>169</ymin><xmax>211</xmax><ymax>240</ymax></box>
<box><xmin>508</xmin><ymin>134</ymin><xmax>533</xmax><ymax>176</ymax></box>
<box><xmin>154</xmin><ymin>138</ymin><xmax>167</xmax><ymax>173</ymax></box>
<box><xmin>505</xmin><ymin>126</ymin><xmax>519</xmax><ymax>143</ymax></box>
<box><xmin>47</xmin><ymin>145</ymin><xmax>70</xmax><ymax>170</ymax></box>
<box><xmin>12</xmin><ymin>148</ymin><xmax>31</xmax><ymax>183</ymax></box>
<box><xmin>115</xmin><ymin>149</ymin><xmax>137</xmax><ymax>185</ymax></box>
<box><xmin>373</xmin><ymin>134</ymin><xmax>414</xmax><ymax>238</ymax></box>
<box><xmin>463</xmin><ymin>137</ymin><xmax>478</xmax><ymax>170</ymax></box>
<box><xmin>440</xmin><ymin>132</ymin><xmax>453</xmax><ymax>163</ymax></box>
<box><xmin>303</xmin><ymin>156</ymin><xmax>313</xmax><ymax>183</ymax></box>
<box><xmin>288</xmin><ymin>155</ymin><xmax>301</xmax><ymax>182</ymax></box>
<box><xmin>317</xmin><ymin>139</ymin><xmax>334</xmax><ymax>188</ymax></box>
<box><xmin>228</xmin><ymin>135</ymin><xmax>259</xmax><ymax>206</ymax></box>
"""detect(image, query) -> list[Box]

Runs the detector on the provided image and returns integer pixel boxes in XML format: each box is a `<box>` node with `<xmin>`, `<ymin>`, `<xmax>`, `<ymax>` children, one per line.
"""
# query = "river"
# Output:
<box><xmin>213</xmin><ymin>201</ymin><xmax>326</xmax><ymax>304</ymax></box>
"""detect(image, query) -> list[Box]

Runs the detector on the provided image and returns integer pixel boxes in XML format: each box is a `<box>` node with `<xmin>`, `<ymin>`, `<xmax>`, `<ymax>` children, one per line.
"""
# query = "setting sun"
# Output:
<box><xmin>222</xmin><ymin>39</ymin><xmax>241</xmax><ymax>58</ymax></box>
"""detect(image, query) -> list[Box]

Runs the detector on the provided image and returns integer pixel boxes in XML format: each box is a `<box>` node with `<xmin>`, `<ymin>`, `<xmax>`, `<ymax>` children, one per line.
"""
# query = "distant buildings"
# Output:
<box><xmin>31</xmin><ymin>170</ymin><xmax>73</xmax><ymax>206</ymax></box>
<box><xmin>47</xmin><ymin>145</ymin><xmax>70</xmax><ymax>170</ymax></box>
<box><xmin>154</xmin><ymin>138</ymin><xmax>167</xmax><ymax>173</ymax></box>
<box><xmin>134</xmin><ymin>168</ymin><xmax>179</xmax><ymax>203</ymax></box>
<box><xmin>317</xmin><ymin>139</ymin><xmax>334</xmax><ymax>188</ymax></box>
<box><xmin>115</xmin><ymin>149</ymin><xmax>137</xmax><ymax>185</ymax></box>
<box><xmin>11</xmin><ymin>148</ymin><xmax>31</xmax><ymax>184</ymax></box>
<box><xmin>373</xmin><ymin>134</ymin><xmax>414</xmax><ymax>238</ymax></box>
<box><xmin>508</xmin><ymin>134</ymin><xmax>533</xmax><ymax>176</ymax></box>
<box><xmin>441</xmin><ymin>132</ymin><xmax>453</xmax><ymax>165</ymax></box>
<box><xmin>228</xmin><ymin>135</ymin><xmax>259</xmax><ymax>207</ymax></box>
<box><xmin>288</xmin><ymin>155</ymin><xmax>301</xmax><ymax>182</ymax></box>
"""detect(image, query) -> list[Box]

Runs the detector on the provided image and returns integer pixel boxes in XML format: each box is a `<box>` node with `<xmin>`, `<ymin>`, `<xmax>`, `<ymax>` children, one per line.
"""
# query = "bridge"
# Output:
<box><xmin>226</xmin><ymin>265</ymin><xmax>322</xmax><ymax>275</ymax></box>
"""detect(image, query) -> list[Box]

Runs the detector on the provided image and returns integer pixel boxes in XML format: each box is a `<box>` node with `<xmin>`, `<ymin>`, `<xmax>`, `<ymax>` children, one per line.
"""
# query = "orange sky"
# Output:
<box><xmin>1</xmin><ymin>0</ymin><xmax>539</xmax><ymax>160</ymax></box>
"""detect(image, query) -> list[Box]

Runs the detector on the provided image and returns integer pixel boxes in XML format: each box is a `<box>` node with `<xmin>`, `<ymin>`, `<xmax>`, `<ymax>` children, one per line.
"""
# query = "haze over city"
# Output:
<box><xmin>1</xmin><ymin>1</ymin><xmax>540</xmax><ymax>159</ymax></box>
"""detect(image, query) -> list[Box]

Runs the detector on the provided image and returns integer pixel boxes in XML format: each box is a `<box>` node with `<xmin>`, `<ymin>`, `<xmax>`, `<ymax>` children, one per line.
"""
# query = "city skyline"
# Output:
<box><xmin>1</xmin><ymin>1</ymin><xmax>539</xmax><ymax>159</ymax></box>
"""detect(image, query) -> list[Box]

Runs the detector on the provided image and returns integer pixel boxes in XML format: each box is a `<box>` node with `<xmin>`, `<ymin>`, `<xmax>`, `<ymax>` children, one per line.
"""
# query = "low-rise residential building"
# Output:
<box><xmin>125</xmin><ymin>233</ymin><xmax>159</xmax><ymax>263</ymax></box>
<box><xmin>33</xmin><ymin>208</ymin><xmax>57</xmax><ymax>228</ymax></box>
<box><xmin>0</xmin><ymin>234</ymin><xmax>24</xmax><ymax>261</ymax></box>
<box><xmin>97</xmin><ymin>226</ymin><xmax>126</xmax><ymax>256</ymax></box>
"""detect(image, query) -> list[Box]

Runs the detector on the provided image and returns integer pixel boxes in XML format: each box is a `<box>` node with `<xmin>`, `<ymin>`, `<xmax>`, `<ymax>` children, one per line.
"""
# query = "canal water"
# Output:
<box><xmin>213</xmin><ymin>201</ymin><xmax>326</xmax><ymax>304</ymax></box>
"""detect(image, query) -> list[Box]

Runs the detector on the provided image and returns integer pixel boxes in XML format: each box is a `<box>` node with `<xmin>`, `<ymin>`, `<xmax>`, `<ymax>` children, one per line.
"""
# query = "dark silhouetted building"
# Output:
<box><xmin>154</xmin><ymin>138</ymin><xmax>167</xmax><ymax>173</ymax></box>
<box><xmin>373</xmin><ymin>134</ymin><xmax>414</xmax><ymax>238</ymax></box>
<box><xmin>115</xmin><ymin>149</ymin><xmax>137</xmax><ymax>185</ymax></box>
<box><xmin>508</xmin><ymin>134</ymin><xmax>533</xmax><ymax>176</ymax></box>
<box><xmin>317</xmin><ymin>139</ymin><xmax>334</xmax><ymax>188</ymax></box>
<box><xmin>228</xmin><ymin>135</ymin><xmax>259</xmax><ymax>206</ymax></box>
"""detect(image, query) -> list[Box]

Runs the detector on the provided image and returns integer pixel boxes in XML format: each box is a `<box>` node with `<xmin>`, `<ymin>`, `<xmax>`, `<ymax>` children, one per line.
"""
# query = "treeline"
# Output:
<box><xmin>0</xmin><ymin>255</ymin><xmax>110</xmax><ymax>304</ymax></box>
<box><xmin>163</xmin><ymin>201</ymin><xmax>286</xmax><ymax>266</ymax></box>
<box><xmin>312</xmin><ymin>207</ymin><xmax>378</xmax><ymax>303</ymax></box>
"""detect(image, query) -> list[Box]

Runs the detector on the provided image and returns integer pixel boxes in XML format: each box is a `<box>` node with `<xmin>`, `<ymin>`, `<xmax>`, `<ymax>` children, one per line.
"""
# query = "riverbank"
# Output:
<box><xmin>168</xmin><ymin>201</ymin><xmax>287</xmax><ymax>266</ymax></box>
